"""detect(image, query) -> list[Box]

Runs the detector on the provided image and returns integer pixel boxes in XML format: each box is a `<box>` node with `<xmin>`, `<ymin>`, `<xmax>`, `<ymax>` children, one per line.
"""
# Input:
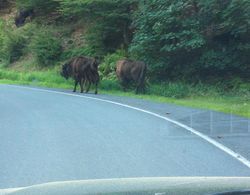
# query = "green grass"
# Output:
<box><xmin>0</xmin><ymin>68</ymin><xmax>249</xmax><ymax>118</ymax></box>
<box><xmin>99</xmin><ymin>91</ymin><xmax>250</xmax><ymax>118</ymax></box>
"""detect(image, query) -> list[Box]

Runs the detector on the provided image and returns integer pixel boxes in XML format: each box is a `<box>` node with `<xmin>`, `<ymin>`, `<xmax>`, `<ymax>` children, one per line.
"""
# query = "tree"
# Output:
<box><xmin>196</xmin><ymin>0</ymin><xmax>250</xmax><ymax>79</ymax></box>
<box><xmin>0</xmin><ymin>0</ymin><xmax>11</xmax><ymax>10</ymax></box>
<box><xmin>130</xmin><ymin>0</ymin><xmax>250</xmax><ymax>81</ymax></box>
<box><xmin>16</xmin><ymin>0</ymin><xmax>59</xmax><ymax>15</ymax></box>
<box><xmin>58</xmin><ymin>0</ymin><xmax>137</xmax><ymax>56</ymax></box>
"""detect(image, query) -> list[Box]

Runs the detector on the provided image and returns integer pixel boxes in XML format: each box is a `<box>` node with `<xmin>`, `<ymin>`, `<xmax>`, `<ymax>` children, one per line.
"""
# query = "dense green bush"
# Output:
<box><xmin>30</xmin><ymin>29</ymin><xmax>62</xmax><ymax>66</ymax></box>
<box><xmin>0</xmin><ymin>20</ymin><xmax>6</xmax><ymax>65</ymax></box>
<box><xmin>4</xmin><ymin>31</ymin><xmax>26</xmax><ymax>63</ymax></box>
<box><xmin>130</xmin><ymin>0</ymin><xmax>205</xmax><ymax>80</ymax></box>
<box><xmin>99</xmin><ymin>79</ymin><xmax>122</xmax><ymax>91</ymax></box>
<box><xmin>62</xmin><ymin>46</ymin><xmax>95</xmax><ymax>61</ymax></box>
<box><xmin>0</xmin><ymin>20</ymin><xmax>27</xmax><ymax>65</ymax></box>
<box><xmin>16</xmin><ymin>0</ymin><xmax>59</xmax><ymax>14</ymax></box>
<box><xmin>149</xmin><ymin>82</ymin><xmax>190</xmax><ymax>99</ymax></box>
<box><xmin>130</xmin><ymin>0</ymin><xmax>250</xmax><ymax>81</ymax></box>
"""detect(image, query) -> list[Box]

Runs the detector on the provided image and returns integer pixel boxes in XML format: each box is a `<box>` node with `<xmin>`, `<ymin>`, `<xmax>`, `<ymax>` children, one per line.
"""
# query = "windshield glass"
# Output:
<box><xmin>0</xmin><ymin>0</ymin><xmax>249</xmax><ymax>193</ymax></box>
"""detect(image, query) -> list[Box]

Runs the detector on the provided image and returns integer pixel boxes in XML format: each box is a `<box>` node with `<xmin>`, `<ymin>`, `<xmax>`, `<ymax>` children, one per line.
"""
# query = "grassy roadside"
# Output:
<box><xmin>0</xmin><ymin>68</ymin><xmax>249</xmax><ymax>118</ymax></box>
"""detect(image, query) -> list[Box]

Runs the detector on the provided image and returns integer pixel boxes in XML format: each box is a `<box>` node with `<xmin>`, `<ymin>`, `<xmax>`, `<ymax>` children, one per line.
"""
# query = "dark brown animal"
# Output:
<box><xmin>61</xmin><ymin>56</ymin><xmax>99</xmax><ymax>94</ymax></box>
<box><xmin>15</xmin><ymin>9</ymin><xmax>34</xmax><ymax>27</ymax></box>
<box><xmin>116</xmin><ymin>59</ymin><xmax>147</xmax><ymax>94</ymax></box>
<box><xmin>84</xmin><ymin>64</ymin><xmax>100</xmax><ymax>94</ymax></box>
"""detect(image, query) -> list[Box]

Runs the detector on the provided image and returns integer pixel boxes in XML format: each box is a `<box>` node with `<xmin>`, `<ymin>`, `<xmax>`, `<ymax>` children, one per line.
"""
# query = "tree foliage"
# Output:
<box><xmin>130</xmin><ymin>0</ymin><xmax>250</xmax><ymax>80</ymax></box>
<box><xmin>0</xmin><ymin>20</ymin><xmax>27</xmax><ymax>65</ymax></box>
<box><xmin>30</xmin><ymin>29</ymin><xmax>62</xmax><ymax>66</ymax></box>
<box><xmin>16</xmin><ymin>0</ymin><xmax>59</xmax><ymax>14</ymax></box>
<box><xmin>0</xmin><ymin>0</ymin><xmax>10</xmax><ymax>9</ymax></box>
<box><xmin>1</xmin><ymin>0</ymin><xmax>249</xmax><ymax>82</ymax></box>
<box><xmin>58</xmin><ymin>0</ymin><xmax>137</xmax><ymax>56</ymax></box>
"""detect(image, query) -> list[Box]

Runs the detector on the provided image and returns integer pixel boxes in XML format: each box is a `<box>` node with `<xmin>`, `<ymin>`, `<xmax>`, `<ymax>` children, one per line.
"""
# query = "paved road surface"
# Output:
<box><xmin>1</xmin><ymin>84</ymin><xmax>250</xmax><ymax>189</ymax></box>
<box><xmin>85</xmin><ymin>92</ymin><xmax>250</xmax><ymax>161</ymax></box>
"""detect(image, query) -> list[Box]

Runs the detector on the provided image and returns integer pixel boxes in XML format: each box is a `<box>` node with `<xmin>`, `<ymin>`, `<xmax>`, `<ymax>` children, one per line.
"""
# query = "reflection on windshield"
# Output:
<box><xmin>0</xmin><ymin>0</ymin><xmax>249</xmax><ymax>191</ymax></box>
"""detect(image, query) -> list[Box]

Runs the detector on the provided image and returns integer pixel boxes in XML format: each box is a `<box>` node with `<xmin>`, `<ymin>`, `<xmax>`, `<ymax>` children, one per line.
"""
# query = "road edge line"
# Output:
<box><xmin>4</xmin><ymin>84</ymin><xmax>250</xmax><ymax>169</ymax></box>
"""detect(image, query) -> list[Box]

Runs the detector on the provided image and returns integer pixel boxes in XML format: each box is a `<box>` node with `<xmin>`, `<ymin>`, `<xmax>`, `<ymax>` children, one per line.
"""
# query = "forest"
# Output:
<box><xmin>0</xmin><ymin>0</ymin><xmax>249</xmax><ymax>116</ymax></box>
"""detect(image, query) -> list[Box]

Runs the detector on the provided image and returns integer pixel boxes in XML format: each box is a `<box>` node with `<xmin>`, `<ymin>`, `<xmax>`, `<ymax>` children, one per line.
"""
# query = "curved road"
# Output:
<box><xmin>1</xmin><ymin>84</ymin><xmax>250</xmax><ymax>189</ymax></box>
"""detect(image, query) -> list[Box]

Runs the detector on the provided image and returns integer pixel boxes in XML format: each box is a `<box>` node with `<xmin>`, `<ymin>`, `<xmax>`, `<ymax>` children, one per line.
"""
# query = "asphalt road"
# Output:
<box><xmin>1</xmin><ymin>84</ymin><xmax>250</xmax><ymax>189</ymax></box>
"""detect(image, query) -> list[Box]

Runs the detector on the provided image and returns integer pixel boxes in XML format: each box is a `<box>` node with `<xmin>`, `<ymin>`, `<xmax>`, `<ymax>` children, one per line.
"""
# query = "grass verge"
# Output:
<box><xmin>0</xmin><ymin>68</ymin><xmax>249</xmax><ymax>118</ymax></box>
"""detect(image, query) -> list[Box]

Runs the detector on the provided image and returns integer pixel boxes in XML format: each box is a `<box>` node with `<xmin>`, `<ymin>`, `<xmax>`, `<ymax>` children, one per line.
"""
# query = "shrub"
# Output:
<box><xmin>16</xmin><ymin>0</ymin><xmax>59</xmax><ymax>14</ymax></box>
<box><xmin>149</xmin><ymin>82</ymin><xmax>190</xmax><ymax>99</ymax></box>
<box><xmin>188</xmin><ymin>82</ymin><xmax>223</xmax><ymax>97</ymax></box>
<box><xmin>99</xmin><ymin>79</ymin><xmax>122</xmax><ymax>91</ymax></box>
<box><xmin>30</xmin><ymin>29</ymin><xmax>62</xmax><ymax>66</ymax></box>
<box><xmin>227</xmin><ymin>78</ymin><xmax>250</xmax><ymax>99</ymax></box>
<box><xmin>0</xmin><ymin>21</ymin><xmax>27</xmax><ymax>65</ymax></box>
<box><xmin>62</xmin><ymin>46</ymin><xmax>95</xmax><ymax>61</ymax></box>
<box><xmin>1</xmin><ymin>30</ymin><xmax>26</xmax><ymax>64</ymax></box>
<box><xmin>0</xmin><ymin>20</ymin><xmax>6</xmax><ymax>65</ymax></box>
<box><xmin>130</xmin><ymin>0</ymin><xmax>250</xmax><ymax>81</ymax></box>
<box><xmin>0</xmin><ymin>21</ymin><xmax>37</xmax><ymax>66</ymax></box>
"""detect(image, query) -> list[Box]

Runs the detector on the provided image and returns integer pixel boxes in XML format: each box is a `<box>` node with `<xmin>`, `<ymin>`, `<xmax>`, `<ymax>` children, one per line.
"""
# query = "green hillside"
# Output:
<box><xmin>0</xmin><ymin>0</ymin><xmax>249</xmax><ymax>117</ymax></box>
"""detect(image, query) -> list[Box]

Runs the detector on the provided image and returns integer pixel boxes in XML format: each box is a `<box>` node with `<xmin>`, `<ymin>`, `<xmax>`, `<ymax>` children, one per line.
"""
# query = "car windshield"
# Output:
<box><xmin>0</xmin><ymin>0</ymin><xmax>250</xmax><ymax>194</ymax></box>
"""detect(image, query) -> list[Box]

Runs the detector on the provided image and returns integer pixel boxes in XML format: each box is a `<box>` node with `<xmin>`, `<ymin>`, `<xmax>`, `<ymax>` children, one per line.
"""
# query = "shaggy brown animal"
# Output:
<box><xmin>61</xmin><ymin>56</ymin><xmax>99</xmax><ymax>94</ymax></box>
<box><xmin>116</xmin><ymin>59</ymin><xmax>147</xmax><ymax>94</ymax></box>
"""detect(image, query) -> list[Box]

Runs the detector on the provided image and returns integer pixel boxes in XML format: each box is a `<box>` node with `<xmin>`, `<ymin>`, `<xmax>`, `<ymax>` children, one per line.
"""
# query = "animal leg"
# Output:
<box><xmin>136</xmin><ymin>83</ymin><xmax>144</xmax><ymax>94</ymax></box>
<box><xmin>73</xmin><ymin>80</ymin><xmax>78</xmax><ymax>92</ymax></box>
<box><xmin>135</xmin><ymin>77</ymin><xmax>145</xmax><ymax>94</ymax></box>
<box><xmin>135</xmin><ymin>80</ymin><xmax>143</xmax><ymax>94</ymax></box>
<box><xmin>80</xmin><ymin>78</ymin><xmax>84</xmax><ymax>93</ymax></box>
<box><xmin>121</xmin><ymin>79</ymin><xmax>128</xmax><ymax>92</ymax></box>
<box><xmin>94</xmin><ymin>82</ymin><xmax>98</xmax><ymax>94</ymax></box>
<box><xmin>86</xmin><ymin>81</ymin><xmax>91</xmax><ymax>93</ymax></box>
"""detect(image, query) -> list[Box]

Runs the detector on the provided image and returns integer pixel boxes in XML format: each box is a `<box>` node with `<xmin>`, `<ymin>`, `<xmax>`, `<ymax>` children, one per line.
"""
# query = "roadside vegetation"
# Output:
<box><xmin>1</xmin><ymin>68</ymin><xmax>249</xmax><ymax>118</ymax></box>
<box><xmin>0</xmin><ymin>0</ymin><xmax>249</xmax><ymax>117</ymax></box>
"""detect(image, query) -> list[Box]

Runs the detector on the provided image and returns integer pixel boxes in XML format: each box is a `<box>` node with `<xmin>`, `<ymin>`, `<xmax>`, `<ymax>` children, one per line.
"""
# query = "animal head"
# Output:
<box><xmin>61</xmin><ymin>62</ymin><xmax>71</xmax><ymax>79</ymax></box>
<box><xmin>91</xmin><ymin>59</ymin><xmax>100</xmax><ymax>71</ymax></box>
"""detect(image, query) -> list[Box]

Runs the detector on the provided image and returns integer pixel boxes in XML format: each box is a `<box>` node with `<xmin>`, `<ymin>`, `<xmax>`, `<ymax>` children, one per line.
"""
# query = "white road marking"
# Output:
<box><xmin>3</xmin><ymin>84</ymin><xmax>250</xmax><ymax>169</ymax></box>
